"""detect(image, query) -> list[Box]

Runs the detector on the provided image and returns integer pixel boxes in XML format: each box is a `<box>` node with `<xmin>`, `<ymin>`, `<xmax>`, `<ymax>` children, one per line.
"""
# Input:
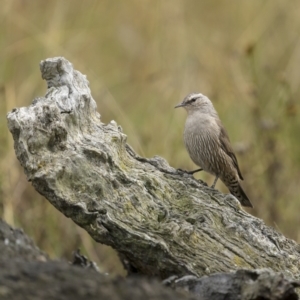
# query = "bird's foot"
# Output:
<box><xmin>188</xmin><ymin>168</ymin><xmax>203</xmax><ymax>175</ymax></box>
<box><xmin>176</xmin><ymin>168</ymin><xmax>190</xmax><ymax>174</ymax></box>
<box><xmin>177</xmin><ymin>168</ymin><xmax>203</xmax><ymax>175</ymax></box>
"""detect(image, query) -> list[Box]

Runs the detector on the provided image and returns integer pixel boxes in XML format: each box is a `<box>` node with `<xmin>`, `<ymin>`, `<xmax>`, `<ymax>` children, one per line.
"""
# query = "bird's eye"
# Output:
<box><xmin>190</xmin><ymin>98</ymin><xmax>197</xmax><ymax>103</ymax></box>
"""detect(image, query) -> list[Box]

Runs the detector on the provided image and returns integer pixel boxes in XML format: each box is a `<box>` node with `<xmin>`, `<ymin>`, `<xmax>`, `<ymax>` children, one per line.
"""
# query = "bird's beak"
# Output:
<box><xmin>174</xmin><ymin>102</ymin><xmax>185</xmax><ymax>108</ymax></box>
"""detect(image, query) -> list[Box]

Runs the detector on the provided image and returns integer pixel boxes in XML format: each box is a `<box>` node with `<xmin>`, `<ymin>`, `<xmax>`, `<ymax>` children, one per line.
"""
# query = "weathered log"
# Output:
<box><xmin>6</xmin><ymin>57</ymin><xmax>300</xmax><ymax>281</ymax></box>
<box><xmin>165</xmin><ymin>270</ymin><xmax>300</xmax><ymax>300</ymax></box>
<box><xmin>1</xmin><ymin>217</ymin><xmax>299</xmax><ymax>300</ymax></box>
<box><xmin>0</xmin><ymin>218</ymin><xmax>197</xmax><ymax>300</ymax></box>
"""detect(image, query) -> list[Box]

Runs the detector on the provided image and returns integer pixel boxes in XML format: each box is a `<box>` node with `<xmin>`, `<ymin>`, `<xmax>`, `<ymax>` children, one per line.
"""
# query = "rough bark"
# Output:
<box><xmin>6</xmin><ymin>57</ymin><xmax>300</xmax><ymax>281</ymax></box>
<box><xmin>1</xmin><ymin>218</ymin><xmax>299</xmax><ymax>300</ymax></box>
<box><xmin>0</xmin><ymin>218</ymin><xmax>196</xmax><ymax>300</ymax></box>
<box><xmin>165</xmin><ymin>270</ymin><xmax>300</xmax><ymax>300</ymax></box>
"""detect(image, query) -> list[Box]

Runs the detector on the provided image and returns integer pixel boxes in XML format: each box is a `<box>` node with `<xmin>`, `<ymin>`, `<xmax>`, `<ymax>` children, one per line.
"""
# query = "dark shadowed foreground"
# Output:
<box><xmin>0</xmin><ymin>219</ymin><xmax>196</xmax><ymax>300</ymax></box>
<box><xmin>5</xmin><ymin>57</ymin><xmax>300</xmax><ymax>299</ymax></box>
<box><xmin>0</xmin><ymin>218</ymin><xmax>299</xmax><ymax>300</ymax></box>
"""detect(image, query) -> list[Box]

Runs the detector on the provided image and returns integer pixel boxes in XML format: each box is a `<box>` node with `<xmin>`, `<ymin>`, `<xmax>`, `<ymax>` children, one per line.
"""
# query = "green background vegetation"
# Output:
<box><xmin>1</xmin><ymin>0</ymin><xmax>300</xmax><ymax>274</ymax></box>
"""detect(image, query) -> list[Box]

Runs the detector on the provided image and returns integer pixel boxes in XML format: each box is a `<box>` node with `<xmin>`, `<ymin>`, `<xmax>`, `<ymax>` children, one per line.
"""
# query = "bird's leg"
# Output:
<box><xmin>187</xmin><ymin>168</ymin><xmax>203</xmax><ymax>175</ymax></box>
<box><xmin>211</xmin><ymin>176</ymin><xmax>219</xmax><ymax>189</ymax></box>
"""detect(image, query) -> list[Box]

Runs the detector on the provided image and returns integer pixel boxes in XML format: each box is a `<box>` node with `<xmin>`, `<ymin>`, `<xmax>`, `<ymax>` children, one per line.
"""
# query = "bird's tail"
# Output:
<box><xmin>228</xmin><ymin>180</ymin><xmax>253</xmax><ymax>208</ymax></box>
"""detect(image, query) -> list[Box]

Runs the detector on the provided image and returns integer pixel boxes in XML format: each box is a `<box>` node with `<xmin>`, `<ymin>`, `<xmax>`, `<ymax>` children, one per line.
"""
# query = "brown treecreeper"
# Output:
<box><xmin>175</xmin><ymin>93</ymin><xmax>253</xmax><ymax>207</ymax></box>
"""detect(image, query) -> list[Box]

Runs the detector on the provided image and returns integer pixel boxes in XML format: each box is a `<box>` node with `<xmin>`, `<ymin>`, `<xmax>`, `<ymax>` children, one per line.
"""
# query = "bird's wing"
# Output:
<box><xmin>218</xmin><ymin>122</ymin><xmax>244</xmax><ymax>180</ymax></box>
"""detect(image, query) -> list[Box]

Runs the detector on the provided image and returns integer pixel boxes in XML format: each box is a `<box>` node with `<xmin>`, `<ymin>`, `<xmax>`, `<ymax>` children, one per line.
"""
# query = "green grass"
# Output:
<box><xmin>1</xmin><ymin>0</ymin><xmax>300</xmax><ymax>274</ymax></box>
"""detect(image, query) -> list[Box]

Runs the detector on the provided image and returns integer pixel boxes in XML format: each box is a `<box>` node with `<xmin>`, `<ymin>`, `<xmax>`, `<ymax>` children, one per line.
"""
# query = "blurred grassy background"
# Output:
<box><xmin>1</xmin><ymin>0</ymin><xmax>300</xmax><ymax>275</ymax></box>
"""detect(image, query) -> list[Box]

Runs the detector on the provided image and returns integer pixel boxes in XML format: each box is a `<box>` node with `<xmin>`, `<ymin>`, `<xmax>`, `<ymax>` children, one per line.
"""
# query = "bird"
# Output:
<box><xmin>175</xmin><ymin>93</ymin><xmax>253</xmax><ymax>208</ymax></box>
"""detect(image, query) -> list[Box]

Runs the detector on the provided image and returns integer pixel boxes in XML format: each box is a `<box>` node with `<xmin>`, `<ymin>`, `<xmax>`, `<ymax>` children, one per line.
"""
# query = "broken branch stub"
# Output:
<box><xmin>7</xmin><ymin>57</ymin><xmax>300</xmax><ymax>279</ymax></box>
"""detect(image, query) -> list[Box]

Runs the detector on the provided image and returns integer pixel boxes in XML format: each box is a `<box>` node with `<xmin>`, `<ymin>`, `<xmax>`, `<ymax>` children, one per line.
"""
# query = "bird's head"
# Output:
<box><xmin>175</xmin><ymin>93</ymin><xmax>216</xmax><ymax>115</ymax></box>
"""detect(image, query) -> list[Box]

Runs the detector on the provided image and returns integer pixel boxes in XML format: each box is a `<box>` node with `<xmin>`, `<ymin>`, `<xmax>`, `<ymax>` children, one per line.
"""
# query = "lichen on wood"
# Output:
<box><xmin>7</xmin><ymin>57</ymin><xmax>300</xmax><ymax>280</ymax></box>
